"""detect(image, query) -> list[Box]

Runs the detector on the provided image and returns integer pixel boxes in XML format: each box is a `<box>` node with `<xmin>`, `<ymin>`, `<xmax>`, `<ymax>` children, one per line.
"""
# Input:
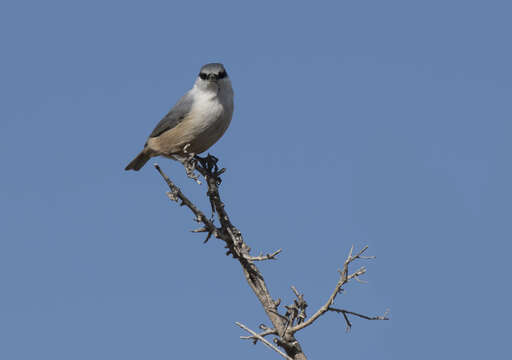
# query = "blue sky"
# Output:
<box><xmin>1</xmin><ymin>1</ymin><xmax>511</xmax><ymax>359</ymax></box>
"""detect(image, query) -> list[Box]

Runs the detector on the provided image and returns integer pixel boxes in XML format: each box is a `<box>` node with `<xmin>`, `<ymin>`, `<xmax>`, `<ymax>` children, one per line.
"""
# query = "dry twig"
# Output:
<box><xmin>247</xmin><ymin>249</ymin><xmax>282</xmax><ymax>261</ymax></box>
<box><xmin>328</xmin><ymin>308</ymin><xmax>390</xmax><ymax>332</ymax></box>
<box><xmin>290</xmin><ymin>245</ymin><xmax>380</xmax><ymax>333</ymax></box>
<box><xmin>236</xmin><ymin>322</ymin><xmax>292</xmax><ymax>360</ymax></box>
<box><xmin>240</xmin><ymin>325</ymin><xmax>278</xmax><ymax>343</ymax></box>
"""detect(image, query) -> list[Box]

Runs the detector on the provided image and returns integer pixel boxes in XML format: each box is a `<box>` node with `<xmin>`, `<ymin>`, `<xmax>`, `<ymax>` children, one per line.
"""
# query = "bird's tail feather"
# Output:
<box><xmin>125</xmin><ymin>151</ymin><xmax>151</xmax><ymax>171</ymax></box>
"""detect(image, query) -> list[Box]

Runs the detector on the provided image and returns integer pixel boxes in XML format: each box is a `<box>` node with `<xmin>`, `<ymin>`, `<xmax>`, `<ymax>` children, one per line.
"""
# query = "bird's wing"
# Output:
<box><xmin>148</xmin><ymin>92</ymin><xmax>194</xmax><ymax>138</ymax></box>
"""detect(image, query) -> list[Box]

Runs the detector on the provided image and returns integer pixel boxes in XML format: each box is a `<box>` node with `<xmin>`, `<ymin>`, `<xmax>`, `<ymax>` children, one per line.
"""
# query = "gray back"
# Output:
<box><xmin>149</xmin><ymin>92</ymin><xmax>194</xmax><ymax>138</ymax></box>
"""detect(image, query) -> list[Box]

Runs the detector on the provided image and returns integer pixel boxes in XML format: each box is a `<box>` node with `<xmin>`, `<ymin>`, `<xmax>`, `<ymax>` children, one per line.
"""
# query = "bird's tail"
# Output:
<box><xmin>125</xmin><ymin>151</ymin><xmax>151</xmax><ymax>171</ymax></box>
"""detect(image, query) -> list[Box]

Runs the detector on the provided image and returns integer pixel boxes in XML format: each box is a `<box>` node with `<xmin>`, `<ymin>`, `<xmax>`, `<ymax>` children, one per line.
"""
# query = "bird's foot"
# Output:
<box><xmin>182</xmin><ymin>145</ymin><xmax>201</xmax><ymax>184</ymax></box>
<box><xmin>196</xmin><ymin>154</ymin><xmax>225</xmax><ymax>181</ymax></box>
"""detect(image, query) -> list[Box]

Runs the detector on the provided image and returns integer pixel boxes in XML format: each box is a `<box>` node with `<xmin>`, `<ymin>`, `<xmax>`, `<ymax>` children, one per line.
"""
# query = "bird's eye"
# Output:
<box><xmin>199</xmin><ymin>72</ymin><xmax>208</xmax><ymax>80</ymax></box>
<box><xmin>217</xmin><ymin>70</ymin><xmax>227</xmax><ymax>79</ymax></box>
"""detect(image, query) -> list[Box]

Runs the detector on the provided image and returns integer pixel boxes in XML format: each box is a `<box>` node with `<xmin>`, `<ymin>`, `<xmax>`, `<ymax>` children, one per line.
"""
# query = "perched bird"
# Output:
<box><xmin>125</xmin><ymin>63</ymin><xmax>234</xmax><ymax>171</ymax></box>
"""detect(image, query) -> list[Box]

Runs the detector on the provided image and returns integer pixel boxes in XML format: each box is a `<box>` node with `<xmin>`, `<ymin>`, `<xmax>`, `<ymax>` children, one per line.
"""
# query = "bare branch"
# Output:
<box><xmin>290</xmin><ymin>246</ymin><xmax>373</xmax><ymax>333</ymax></box>
<box><xmin>341</xmin><ymin>310</ymin><xmax>352</xmax><ymax>331</ymax></box>
<box><xmin>155</xmin><ymin>157</ymin><xmax>306</xmax><ymax>357</ymax></box>
<box><xmin>246</xmin><ymin>249</ymin><xmax>282</xmax><ymax>261</ymax></box>
<box><xmin>240</xmin><ymin>327</ymin><xmax>278</xmax><ymax>343</ymax></box>
<box><xmin>236</xmin><ymin>322</ymin><xmax>293</xmax><ymax>360</ymax></box>
<box><xmin>328</xmin><ymin>307</ymin><xmax>390</xmax><ymax>332</ymax></box>
<box><xmin>154</xmin><ymin>164</ymin><xmax>217</xmax><ymax>240</ymax></box>
<box><xmin>154</xmin><ymin>157</ymin><xmax>385</xmax><ymax>360</ymax></box>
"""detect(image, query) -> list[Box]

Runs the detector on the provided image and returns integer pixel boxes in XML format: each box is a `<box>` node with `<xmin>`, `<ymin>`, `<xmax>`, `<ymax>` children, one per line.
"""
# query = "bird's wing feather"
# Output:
<box><xmin>149</xmin><ymin>92</ymin><xmax>194</xmax><ymax>138</ymax></box>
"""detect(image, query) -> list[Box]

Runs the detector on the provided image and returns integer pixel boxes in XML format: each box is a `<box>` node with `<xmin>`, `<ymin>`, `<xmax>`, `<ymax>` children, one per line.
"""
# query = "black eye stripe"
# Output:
<box><xmin>199</xmin><ymin>70</ymin><xmax>227</xmax><ymax>80</ymax></box>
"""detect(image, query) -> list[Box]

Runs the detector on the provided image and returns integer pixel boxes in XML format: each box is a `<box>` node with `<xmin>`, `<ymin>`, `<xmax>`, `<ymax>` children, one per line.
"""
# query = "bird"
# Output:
<box><xmin>125</xmin><ymin>63</ymin><xmax>234</xmax><ymax>171</ymax></box>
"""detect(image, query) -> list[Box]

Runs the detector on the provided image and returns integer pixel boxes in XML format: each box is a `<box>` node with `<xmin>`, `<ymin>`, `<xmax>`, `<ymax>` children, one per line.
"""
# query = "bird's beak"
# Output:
<box><xmin>207</xmin><ymin>74</ymin><xmax>218</xmax><ymax>81</ymax></box>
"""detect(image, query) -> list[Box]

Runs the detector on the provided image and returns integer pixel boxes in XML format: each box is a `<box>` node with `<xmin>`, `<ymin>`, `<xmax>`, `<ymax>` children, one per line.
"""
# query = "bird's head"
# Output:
<box><xmin>195</xmin><ymin>63</ymin><xmax>230</xmax><ymax>92</ymax></box>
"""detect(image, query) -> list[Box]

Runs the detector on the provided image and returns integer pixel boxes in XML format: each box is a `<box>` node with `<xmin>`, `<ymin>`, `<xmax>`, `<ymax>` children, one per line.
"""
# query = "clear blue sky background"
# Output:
<box><xmin>1</xmin><ymin>1</ymin><xmax>510</xmax><ymax>359</ymax></box>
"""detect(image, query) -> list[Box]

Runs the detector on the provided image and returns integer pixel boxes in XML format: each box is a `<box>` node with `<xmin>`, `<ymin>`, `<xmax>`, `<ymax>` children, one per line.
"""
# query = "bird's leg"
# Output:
<box><xmin>182</xmin><ymin>144</ymin><xmax>201</xmax><ymax>184</ymax></box>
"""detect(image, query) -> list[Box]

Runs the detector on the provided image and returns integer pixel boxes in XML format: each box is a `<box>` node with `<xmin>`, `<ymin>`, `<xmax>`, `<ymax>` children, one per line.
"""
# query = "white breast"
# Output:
<box><xmin>184</xmin><ymin>83</ymin><xmax>234</xmax><ymax>153</ymax></box>
<box><xmin>189</xmin><ymin>92</ymin><xmax>225</xmax><ymax>128</ymax></box>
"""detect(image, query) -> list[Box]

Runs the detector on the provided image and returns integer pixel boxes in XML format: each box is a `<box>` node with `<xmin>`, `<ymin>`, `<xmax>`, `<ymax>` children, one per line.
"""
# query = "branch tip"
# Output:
<box><xmin>236</xmin><ymin>322</ymin><xmax>292</xmax><ymax>360</ymax></box>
